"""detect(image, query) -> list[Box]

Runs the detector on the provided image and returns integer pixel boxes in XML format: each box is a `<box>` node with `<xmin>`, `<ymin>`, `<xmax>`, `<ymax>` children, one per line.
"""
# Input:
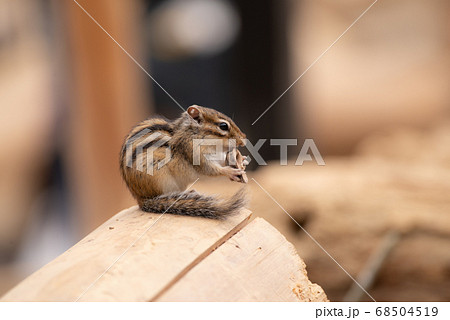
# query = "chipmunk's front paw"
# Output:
<box><xmin>221</xmin><ymin>166</ymin><xmax>245</xmax><ymax>182</ymax></box>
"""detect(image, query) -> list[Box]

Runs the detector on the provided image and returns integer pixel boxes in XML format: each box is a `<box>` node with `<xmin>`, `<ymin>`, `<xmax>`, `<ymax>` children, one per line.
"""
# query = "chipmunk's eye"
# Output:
<box><xmin>218</xmin><ymin>122</ymin><xmax>229</xmax><ymax>131</ymax></box>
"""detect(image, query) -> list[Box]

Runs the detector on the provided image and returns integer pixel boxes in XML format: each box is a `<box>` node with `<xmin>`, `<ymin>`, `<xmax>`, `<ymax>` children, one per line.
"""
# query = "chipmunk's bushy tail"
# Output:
<box><xmin>139</xmin><ymin>187</ymin><xmax>248</xmax><ymax>219</ymax></box>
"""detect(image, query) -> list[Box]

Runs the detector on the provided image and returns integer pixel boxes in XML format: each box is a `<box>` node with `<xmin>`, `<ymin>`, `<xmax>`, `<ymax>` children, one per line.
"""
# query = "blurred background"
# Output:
<box><xmin>0</xmin><ymin>0</ymin><xmax>449</xmax><ymax>301</ymax></box>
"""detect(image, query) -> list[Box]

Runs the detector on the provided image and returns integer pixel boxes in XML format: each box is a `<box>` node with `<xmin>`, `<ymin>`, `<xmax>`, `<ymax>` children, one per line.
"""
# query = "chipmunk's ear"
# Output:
<box><xmin>187</xmin><ymin>105</ymin><xmax>201</xmax><ymax>123</ymax></box>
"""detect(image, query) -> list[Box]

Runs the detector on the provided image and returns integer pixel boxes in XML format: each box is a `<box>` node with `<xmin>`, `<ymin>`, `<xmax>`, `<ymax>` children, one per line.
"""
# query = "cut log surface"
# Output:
<box><xmin>157</xmin><ymin>218</ymin><xmax>327</xmax><ymax>302</ymax></box>
<box><xmin>1</xmin><ymin>206</ymin><xmax>327</xmax><ymax>302</ymax></box>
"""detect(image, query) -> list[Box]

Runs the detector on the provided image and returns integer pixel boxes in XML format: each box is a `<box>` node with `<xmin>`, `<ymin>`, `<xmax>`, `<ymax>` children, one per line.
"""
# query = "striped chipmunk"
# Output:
<box><xmin>119</xmin><ymin>105</ymin><xmax>249</xmax><ymax>219</ymax></box>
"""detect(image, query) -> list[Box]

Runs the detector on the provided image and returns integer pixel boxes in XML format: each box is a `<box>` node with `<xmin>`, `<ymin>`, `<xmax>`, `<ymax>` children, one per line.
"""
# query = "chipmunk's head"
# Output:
<box><xmin>185</xmin><ymin>105</ymin><xmax>246</xmax><ymax>147</ymax></box>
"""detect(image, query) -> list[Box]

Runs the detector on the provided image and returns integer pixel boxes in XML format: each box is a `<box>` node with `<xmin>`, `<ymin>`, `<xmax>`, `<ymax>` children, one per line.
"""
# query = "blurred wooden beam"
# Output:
<box><xmin>63</xmin><ymin>0</ymin><xmax>151</xmax><ymax>234</ymax></box>
<box><xmin>344</xmin><ymin>230</ymin><xmax>401</xmax><ymax>302</ymax></box>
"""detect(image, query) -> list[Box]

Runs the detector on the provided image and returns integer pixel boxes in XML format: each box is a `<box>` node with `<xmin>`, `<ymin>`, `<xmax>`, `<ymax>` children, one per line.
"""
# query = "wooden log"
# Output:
<box><xmin>1</xmin><ymin>207</ymin><xmax>251</xmax><ymax>302</ymax></box>
<box><xmin>1</xmin><ymin>207</ymin><xmax>327</xmax><ymax>302</ymax></box>
<box><xmin>156</xmin><ymin>218</ymin><xmax>328</xmax><ymax>302</ymax></box>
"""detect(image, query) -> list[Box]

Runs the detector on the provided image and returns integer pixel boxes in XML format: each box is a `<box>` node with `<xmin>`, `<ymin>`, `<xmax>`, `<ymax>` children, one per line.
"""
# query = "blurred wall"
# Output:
<box><xmin>290</xmin><ymin>0</ymin><xmax>450</xmax><ymax>154</ymax></box>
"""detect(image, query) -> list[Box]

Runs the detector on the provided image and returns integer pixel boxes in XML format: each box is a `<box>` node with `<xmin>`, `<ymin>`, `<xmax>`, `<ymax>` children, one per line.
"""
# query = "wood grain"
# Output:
<box><xmin>1</xmin><ymin>206</ymin><xmax>252</xmax><ymax>301</ymax></box>
<box><xmin>156</xmin><ymin>218</ymin><xmax>328</xmax><ymax>302</ymax></box>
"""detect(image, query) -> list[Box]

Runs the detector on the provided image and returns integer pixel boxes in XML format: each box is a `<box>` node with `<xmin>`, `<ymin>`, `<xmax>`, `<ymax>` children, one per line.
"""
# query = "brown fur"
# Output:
<box><xmin>119</xmin><ymin>105</ymin><xmax>247</xmax><ymax>219</ymax></box>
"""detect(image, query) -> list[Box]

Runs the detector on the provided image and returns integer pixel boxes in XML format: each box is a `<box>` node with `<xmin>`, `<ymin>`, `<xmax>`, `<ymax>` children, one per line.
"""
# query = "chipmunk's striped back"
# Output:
<box><xmin>119</xmin><ymin>118</ymin><xmax>173</xmax><ymax>174</ymax></box>
<box><xmin>119</xmin><ymin>118</ymin><xmax>176</xmax><ymax>201</ymax></box>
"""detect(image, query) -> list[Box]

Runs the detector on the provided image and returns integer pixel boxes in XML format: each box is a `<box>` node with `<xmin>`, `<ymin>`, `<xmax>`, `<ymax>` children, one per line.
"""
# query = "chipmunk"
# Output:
<box><xmin>119</xmin><ymin>105</ymin><xmax>248</xmax><ymax>219</ymax></box>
